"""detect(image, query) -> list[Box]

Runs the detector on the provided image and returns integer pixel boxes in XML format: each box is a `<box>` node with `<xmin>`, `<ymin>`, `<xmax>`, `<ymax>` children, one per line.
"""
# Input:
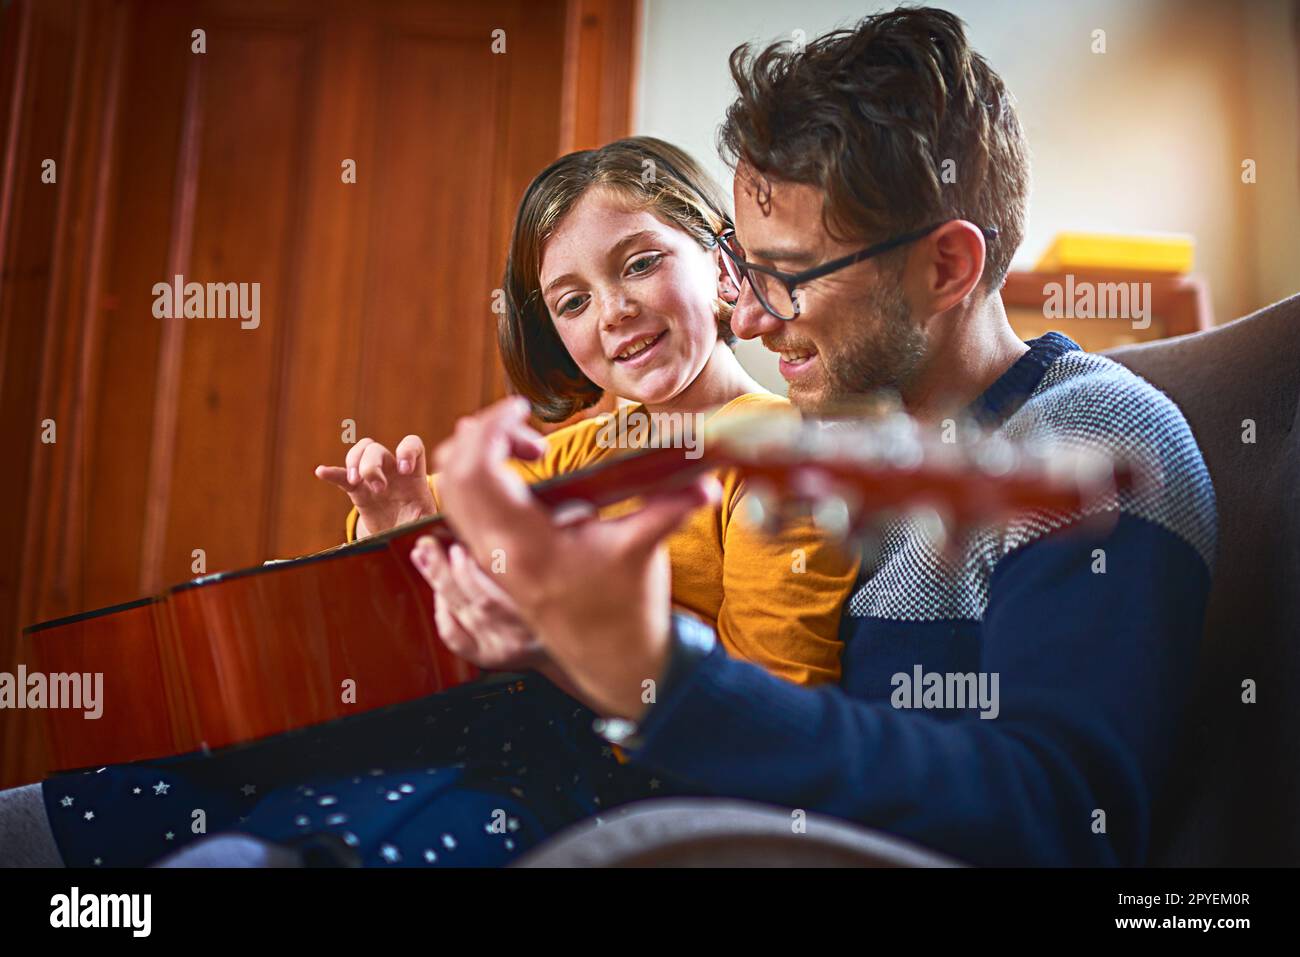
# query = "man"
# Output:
<box><xmin>430</xmin><ymin>8</ymin><xmax>1215</xmax><ymax>866</ymax></box>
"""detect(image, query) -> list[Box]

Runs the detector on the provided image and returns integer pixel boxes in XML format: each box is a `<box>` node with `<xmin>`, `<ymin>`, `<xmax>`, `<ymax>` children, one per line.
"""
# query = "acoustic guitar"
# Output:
<box><xmin>22</xmin><ymin>411</ymin><xmax>1132</xmax><ymax>775</ymax></box>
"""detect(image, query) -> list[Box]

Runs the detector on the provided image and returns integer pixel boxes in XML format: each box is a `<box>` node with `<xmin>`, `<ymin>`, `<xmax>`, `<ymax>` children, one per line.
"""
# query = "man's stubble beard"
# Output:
<box><xmin>789</xmin><ymin>278</ymin><xmax>926</xmax><ymax>415</ymax></box>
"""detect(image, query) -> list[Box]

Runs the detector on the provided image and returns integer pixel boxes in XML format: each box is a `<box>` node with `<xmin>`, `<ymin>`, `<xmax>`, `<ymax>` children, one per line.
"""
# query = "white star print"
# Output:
<box><xmin>241</xmin><ymin>784</ymin><xmax>256</xmax><ymax>796</ymax></box>
<box><xmin>93</xmin><ymin>857</ymin><xmax>102</xmax><ymax>865</ymax></box>
<box><xmin>153</xmin><ymin>781</ymin><xmax>170</xmax><ymax>795</ymax></box>
<box><xmin>60</xmin><ymin>796</ymin><xmax>73</xmax><ymax>807</ymax></box>
<box><xmin>165</xmin><ymin>832</ymin><xmax>174</xmax><ymax>840</ymax></box>
<box><xmin>83</xmin><ymin>811</ymin><xmax>94</xmax><ymax>820</ymax></box>
<box><xmin>132</xmin><ymin>787</ymin><xmax>141</xmax><ymax>795</ymax></box>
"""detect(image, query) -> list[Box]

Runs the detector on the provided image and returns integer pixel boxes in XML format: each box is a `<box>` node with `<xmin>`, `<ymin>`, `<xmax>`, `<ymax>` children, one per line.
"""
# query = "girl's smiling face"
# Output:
<box><xmin>538</xmin><ymin>186</ymin><xmax>723</xmax><ymax>408</ymax></box>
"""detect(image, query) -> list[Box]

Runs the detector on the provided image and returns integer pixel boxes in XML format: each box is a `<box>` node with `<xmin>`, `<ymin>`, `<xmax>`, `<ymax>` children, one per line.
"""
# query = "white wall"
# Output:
<box><xmin>635</xmin><ymin>0</ymin><xmax>1300</xmax><ymax>390</ymax></box>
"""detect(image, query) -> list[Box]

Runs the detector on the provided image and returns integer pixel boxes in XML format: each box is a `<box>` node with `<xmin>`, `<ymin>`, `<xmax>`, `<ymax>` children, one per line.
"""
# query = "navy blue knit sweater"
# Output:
<box><xmin>628</xmin><ymin>333</ymin><xmax>1217</xmax><ymax>866</ymax></box>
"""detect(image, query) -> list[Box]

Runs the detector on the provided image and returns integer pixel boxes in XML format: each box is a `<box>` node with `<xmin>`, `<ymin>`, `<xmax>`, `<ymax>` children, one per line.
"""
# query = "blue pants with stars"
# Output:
<box><xmin>42</xmin><ymin>675</ymin><xmax>677</xmax><ymax>867</ymax></box>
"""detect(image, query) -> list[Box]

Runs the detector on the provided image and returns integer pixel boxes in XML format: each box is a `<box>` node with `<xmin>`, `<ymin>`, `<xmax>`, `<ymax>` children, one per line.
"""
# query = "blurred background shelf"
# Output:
<box><xmin>1003</xmin><ymin>270</ymin><xmax>1213</xmax><ymax>352</ymax></box>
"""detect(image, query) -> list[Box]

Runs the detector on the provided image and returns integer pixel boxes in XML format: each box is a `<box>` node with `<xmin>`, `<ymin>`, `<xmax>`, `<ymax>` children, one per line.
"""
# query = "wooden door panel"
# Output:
<box><xmin>80</xmin><ymin>5</ymin><xmax>192</xmax><ymax>614</ymax></box>
<box><xmin>157</xmin><ymin>21</ymin><xmax>315</xmax><ymax>588</ymax></box>
<box><xmin>357</xmin><ymin>32</ymin><xmax>502</xmax><ymax>446</ymax></box>
<box><xmin>262</xmin><ymin>14</ymin><xmax>378</xmax><ymax>557</ymax></box>
<box><xmin>1</xmin><ymin>0</ymin><xmax>639</xmax><ymax>788</ymax></box>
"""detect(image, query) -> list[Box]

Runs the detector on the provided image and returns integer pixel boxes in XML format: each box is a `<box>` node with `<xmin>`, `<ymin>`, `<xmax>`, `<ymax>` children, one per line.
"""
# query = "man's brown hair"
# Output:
<box><xmin>500</xmin><ymin>136</ymin><xmax>734</xmax><ymax>423</ymax></box>
<box><xmin>718</xmin><ymin>6</ymin><xmax>1029</xmax><ymax>288</ymax></box>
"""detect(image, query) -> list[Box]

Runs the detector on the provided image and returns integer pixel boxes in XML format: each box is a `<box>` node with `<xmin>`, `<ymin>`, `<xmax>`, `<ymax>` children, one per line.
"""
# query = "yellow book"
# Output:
<box><xmin>1035</xmin><ymin>232</ymin><xmax>1194</xmax><ymax>274</ymax></box>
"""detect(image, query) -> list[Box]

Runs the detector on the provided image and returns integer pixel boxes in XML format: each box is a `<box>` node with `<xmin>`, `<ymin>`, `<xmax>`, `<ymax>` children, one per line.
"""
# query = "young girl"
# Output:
<box><xmin>321</xmin><ymin>136</ymin><xmax>852</xmax><ymax>687</ymax></box>
<box><xmin>25</xmin><ymin>138</ymin><xmax>857</xmax><ymax>868</ymax></box>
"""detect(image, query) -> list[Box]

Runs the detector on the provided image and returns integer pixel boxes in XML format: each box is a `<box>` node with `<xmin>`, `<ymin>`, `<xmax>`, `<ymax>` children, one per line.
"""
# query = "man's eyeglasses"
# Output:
<box><xmin>714</xmin><ymin>222</ymin><xmax>999</xmax><ymax>321</ymax></box>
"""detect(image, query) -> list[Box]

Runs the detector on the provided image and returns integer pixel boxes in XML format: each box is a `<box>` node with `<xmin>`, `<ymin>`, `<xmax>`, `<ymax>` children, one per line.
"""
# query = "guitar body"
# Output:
<box><xmin>20</xmin><ymin>447</ymin><xmax>696</xmax><ymax>776</ymax></box>
<box><xmin>20</xmin><ymin>413</ymin><xmax>1127</xmax><ymax>776</ymax></box>
<box><xmin>24</xmin><ymin>518</ymin><xmax>476</xmax><ymax>774</ymax></box>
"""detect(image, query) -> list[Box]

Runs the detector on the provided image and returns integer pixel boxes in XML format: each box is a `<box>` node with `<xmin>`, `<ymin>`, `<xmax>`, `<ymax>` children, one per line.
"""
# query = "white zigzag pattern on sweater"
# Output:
<box><xmin>847</xmin><ymin>350</ymin><xmax>1217</xmax><ymax>621</ymax></box>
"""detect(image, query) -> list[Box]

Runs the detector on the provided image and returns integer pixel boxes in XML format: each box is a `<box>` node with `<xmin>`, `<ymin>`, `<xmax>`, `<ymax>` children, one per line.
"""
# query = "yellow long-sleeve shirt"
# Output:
<box><xmin>347</xmin><ymin>393</ymin><xmax>859</xmax><ymax>686</ymax></box>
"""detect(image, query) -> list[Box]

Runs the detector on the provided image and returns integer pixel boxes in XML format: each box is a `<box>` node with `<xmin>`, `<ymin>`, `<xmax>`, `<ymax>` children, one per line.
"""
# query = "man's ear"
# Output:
<box><xmin>716</xmin><ymin>247</ymin><xmax>740</xmax><ymax>304</ymax></box>
<box><xmin>923</xmin><ymin>220</ymin><xmax>987</xmax><ymax>313</ymax></box>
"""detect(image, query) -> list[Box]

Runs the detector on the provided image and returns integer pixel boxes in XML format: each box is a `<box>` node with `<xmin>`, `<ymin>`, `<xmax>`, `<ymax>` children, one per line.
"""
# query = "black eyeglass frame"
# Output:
<box><xmin>714</xmin><ymin>221</ymin><xmax>999</xmax><ymax>320</ymax></box>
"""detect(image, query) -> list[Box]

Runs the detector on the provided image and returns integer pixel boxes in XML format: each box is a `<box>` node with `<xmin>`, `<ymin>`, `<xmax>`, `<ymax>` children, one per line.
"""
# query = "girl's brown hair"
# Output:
<box><xmin>500</xmin><ymin>136</ymin><xmax>735</xmax><ymax>423</ymax></box>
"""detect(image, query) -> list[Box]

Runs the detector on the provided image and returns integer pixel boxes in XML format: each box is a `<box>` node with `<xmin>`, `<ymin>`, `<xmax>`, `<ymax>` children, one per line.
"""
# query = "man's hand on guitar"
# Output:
<box><xmin>315</xmin><ymin>434</ymin><xmax>438</xmax><ymax>538</ymax></box>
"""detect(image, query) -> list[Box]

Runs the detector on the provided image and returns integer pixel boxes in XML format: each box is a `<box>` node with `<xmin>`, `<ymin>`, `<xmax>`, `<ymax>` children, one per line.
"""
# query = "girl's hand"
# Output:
<box><xmin>315</xmin><ymin>435</ymin><xmax>438</xmax><ymax>538</ymax></box>
<box><xmin>410</xmin><ymin>535</ymin><xmax>549</xmax><ymax>672</ymax></box>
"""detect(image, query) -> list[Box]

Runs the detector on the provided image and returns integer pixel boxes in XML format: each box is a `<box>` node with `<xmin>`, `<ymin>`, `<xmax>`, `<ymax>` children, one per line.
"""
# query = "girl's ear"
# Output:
<box><xmin>711</xmin><ymin>297</ymin><xmax>736</xmax><ymax>347</ymax></box>
<box><xmin>716</xmin><ymin>247</ymin><xmax>740</xmax><ymax>304</ymax></box>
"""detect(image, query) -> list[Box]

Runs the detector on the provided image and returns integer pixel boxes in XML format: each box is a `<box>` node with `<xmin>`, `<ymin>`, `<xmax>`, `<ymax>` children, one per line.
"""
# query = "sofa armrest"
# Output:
<box><xmin>514</xmin><ymin>799</ymin><xmax>962</xmax><ymax>867</ymax></box>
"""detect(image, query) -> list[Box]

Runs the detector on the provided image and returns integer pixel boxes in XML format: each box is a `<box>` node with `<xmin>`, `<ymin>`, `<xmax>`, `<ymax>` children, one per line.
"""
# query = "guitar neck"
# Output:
<box><xmin>361</xmin><ymin>443</ymin><xmax>712</xmax><ymax>547</ymax></box>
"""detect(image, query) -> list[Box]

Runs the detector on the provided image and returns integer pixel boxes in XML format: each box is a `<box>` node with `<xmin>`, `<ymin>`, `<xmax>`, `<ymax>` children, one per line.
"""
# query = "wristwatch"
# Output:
<box><xmin>592</xmin><ymin>612</ymin><xmax>717</xmax><ymax>749</ymax></box>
